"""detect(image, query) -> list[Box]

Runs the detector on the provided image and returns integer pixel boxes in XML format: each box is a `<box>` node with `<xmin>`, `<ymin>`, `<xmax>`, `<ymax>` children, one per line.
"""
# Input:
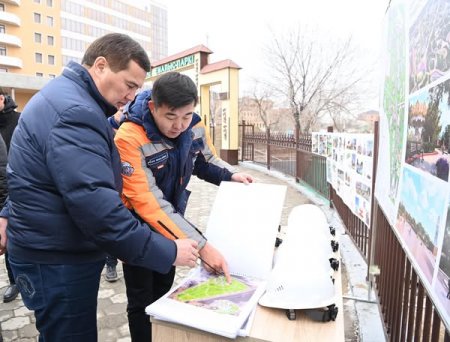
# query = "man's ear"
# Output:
<box><xmin>0</xmin><ymin>94</ymin><xmax>4</xmax><ymax>104</ymax></box>
<box><xmin>92</xmin><ymin>56</ymin><xmax>108</xmax><ymax>76</ymax></box>
<box><xmin>148</xmin><ymin>100</ymin><xmax>155</xmax><ymax>112</ymax></box>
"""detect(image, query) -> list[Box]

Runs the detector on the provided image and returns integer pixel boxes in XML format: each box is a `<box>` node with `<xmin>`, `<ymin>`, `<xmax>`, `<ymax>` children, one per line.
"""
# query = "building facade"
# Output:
<box><xmin>0</xmin><ymin>0</ymin><xmax>167</xmax><ymax>109</ymax></box>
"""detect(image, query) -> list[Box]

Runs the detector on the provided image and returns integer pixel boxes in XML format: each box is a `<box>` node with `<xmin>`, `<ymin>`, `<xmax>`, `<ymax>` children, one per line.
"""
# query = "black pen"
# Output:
<box><xmin>157</xmin><ymin>220</ymin><xmax>226</xmax><ymax>277</ymax></box>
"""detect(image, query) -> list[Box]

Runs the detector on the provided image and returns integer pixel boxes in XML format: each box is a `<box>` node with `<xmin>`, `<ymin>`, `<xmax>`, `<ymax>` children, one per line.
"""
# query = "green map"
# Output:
<box><xmin>175</xmin><ymin>276</ymin><xmax>248</xmax><ymax>302</ymax></box>
<box><xmin>168</xmin><ymin>269</ymin><xmax>259</xmax><ymax>316</ymax></box>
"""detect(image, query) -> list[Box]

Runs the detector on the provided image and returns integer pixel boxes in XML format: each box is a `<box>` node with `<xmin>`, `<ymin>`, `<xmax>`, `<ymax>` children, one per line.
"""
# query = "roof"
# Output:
<box><xmin>152</xmin><ymin>45</ymin><xmax>213</xmax><ymax>67</ymax></box>
<box><xmin>357</xmin><ymin>110</ymin><xmax>379</xmax><ymax>122</ymax></box>
<box><xmin>200</xmin><ymin>59</ymin><xmax>241</xmax><ymax>74</ymax></box>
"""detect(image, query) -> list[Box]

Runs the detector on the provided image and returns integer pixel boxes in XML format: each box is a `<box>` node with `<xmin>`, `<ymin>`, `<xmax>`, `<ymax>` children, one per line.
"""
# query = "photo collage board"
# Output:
<box><xmin>376</xmin><ymin>0</ymin><xmax>450</xmax><ymax>328</ymax></box>
<box><xmin>312</xmin><ymin>132</ymin><xmax>374</xmax><ymax>227</ymax></box>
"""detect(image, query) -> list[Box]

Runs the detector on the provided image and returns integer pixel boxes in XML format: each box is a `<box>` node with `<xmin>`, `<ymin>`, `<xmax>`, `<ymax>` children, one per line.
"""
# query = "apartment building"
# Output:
<box><xmin>0</xmin><ymin>0</ymin><xmax>167</xmax><ymax>110</ymax></box>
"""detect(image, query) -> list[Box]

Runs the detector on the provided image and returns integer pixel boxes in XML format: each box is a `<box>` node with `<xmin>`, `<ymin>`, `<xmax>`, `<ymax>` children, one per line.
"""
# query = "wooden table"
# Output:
<box><xmin>151</xmin><ymin>266</ymin><xmax>344</xmax><ymax>342</ymax></box>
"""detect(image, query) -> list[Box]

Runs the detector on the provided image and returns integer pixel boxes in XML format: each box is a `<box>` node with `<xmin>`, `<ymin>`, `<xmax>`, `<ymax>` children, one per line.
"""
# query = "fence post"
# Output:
<box><xmin>267</xmin><ymin>127</ymin><xmax>271</xmax><ymax>170</ymax></box>
<box><xmin>327</xmin><ymin>126</ymin><xmax>333</xmax><ymax>207</ymax></box>
<box><xmin>241</xmin><ymin>120</ymin><xmax>246</xmax><ymax>161</ymax></box>
<box><xmin>367</xmin><ymin>121</ymin><xmax>379</xmax><ymax>286</ymax></box>
<box><xmin>295</xmin><ymin>125</ymin><xmax>299</xmax><ymax>182</ymax></box>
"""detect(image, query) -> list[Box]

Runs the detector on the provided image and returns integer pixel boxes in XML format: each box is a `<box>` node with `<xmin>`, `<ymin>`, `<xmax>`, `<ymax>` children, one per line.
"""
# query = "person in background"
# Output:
<box><xmin>0</xmin><ymin>33</ymin><xmax>199</xmax><ymax>341</ymax></box>
<box><xmin>0</xmin><ymin>88</ymin><xmax>20</xmax><ymax>303</ymax></box>
<box><xmin>114</xmin><ymin>71</ymin><xmax>253</xmax><ymax>341</ymax></box>
<box><xmin>0</xmin><ymin>134</ymin><xmax>7</xmax><ymax>342</ymax></box>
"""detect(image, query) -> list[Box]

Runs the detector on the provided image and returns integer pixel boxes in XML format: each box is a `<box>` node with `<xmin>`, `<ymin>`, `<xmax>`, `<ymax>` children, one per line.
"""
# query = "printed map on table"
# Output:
<box><xmin>169</xmin><ymin>268</ymin><xmax>258</xmax><ymax>316</ymax></box>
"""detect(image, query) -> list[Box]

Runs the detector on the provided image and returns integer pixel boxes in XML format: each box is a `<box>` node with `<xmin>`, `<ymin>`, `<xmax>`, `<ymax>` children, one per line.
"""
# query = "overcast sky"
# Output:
<box><xmin>154</xmin><ymin>0</ymin><xmax>389</xmax><ymax>109</ymax></box>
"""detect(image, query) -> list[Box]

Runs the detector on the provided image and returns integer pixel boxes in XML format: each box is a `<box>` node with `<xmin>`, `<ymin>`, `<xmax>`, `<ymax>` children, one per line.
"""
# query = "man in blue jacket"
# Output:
<box><xmin>0</xmin><ymin>33</ymin><xmax>199</xmax><ymax>342</ymax></box>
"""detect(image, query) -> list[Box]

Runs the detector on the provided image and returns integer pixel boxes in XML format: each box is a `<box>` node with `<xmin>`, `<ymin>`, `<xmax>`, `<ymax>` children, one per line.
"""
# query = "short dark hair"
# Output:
<box><xmin>0</xmin><ymin>87</ymin><xmax>7</xmax><ymax>96</ymax></box>
<box><xmin>82</xmin><ymin>33</ymin><xmax>150</xmax><ymax>72</ymax></box>
<box><xmin>152</xmin><ymin>72</ymin><xmax>198</xmax><ymax>110</ymax></box>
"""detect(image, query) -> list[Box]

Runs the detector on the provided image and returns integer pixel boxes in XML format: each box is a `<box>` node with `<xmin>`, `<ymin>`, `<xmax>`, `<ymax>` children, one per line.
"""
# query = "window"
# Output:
<box><xmin>34</xmin><ymin>13</ymin><xmax>41</xmax><ymax>23</ymax></box>
<box><xmin>36</xmin><ymin>72</ymin><xmax>43</xmax><ymax>77</ymax></box>
<box><xmin>47</xmin><ymin>16</ymin><xmax>54</xmax><ymax>27</ymax></box>
<box><xmin>0</xmin><ymin>46</ymin><xmax>6</xmax><ymax>56</ymax></box>
<box><xmin>34</xmin><ymin>0</ymin><xmax>41</xmax><ymax>3</ymax></box>
<box><xmin>47</xmin><ymin>0</ymin><xmax>53</xmax><ymax>6</ymax></box>
<box><xmin>49</xmin><ymin>74</ymin><xmax>56</xmax><ymax>79</ymax></box>
<box><xmin>0</xmin><ymin>25</ymin><xmax>5</xmax><ymax>34</ymax></box>
<box><xmin>34</xmin><ymin>33</ymin><xmax>42</xmax><ymax>43</ymax></box>
<box><xmin>35</xmin><ymin>53</ymin><xmax>43</xmax><ymax>63</ymax></box>
<box><xmin>0</xmin><ymin>68</ymin><xmax>8</xmax><ymax>73</ymax></box>
<box><xmin>47</xmin><ymin>35</ymin><xmax>54</xmax><ymax>46</ymax></box>
<box><xmin>0</xmin><ymin>4</ymin><xmax>4</xmax><ymax>11</ymax></box>
<box><xmin>48</xmin><ymin>55</ymin><xmax>55</xmax><ymax>65</ymax></box>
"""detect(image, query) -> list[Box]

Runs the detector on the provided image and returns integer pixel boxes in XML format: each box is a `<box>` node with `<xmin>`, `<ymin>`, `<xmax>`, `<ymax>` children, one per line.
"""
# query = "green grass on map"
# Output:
<box><xmin>176</xmin><ymin>276</ymin><xmax>249</xmax><ymax>302</ymax></box>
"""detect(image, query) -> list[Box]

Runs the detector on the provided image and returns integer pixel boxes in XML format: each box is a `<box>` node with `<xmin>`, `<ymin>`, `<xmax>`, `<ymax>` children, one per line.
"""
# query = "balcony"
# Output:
<box><xmin>3</xmin><ymin>0</ymin><xmax>20</xmax><ymax>5</ymax></box>
<box><xmin>0</xmin><ymin>33</ymin><xmax>21</xmax><ymax>47</ymax></box>
<box><xmin>0</xmin><ymin>12</ymin><xmax>21</xmax><ymax>26</ymax></box>
<box><xmin>0</xmin><ymin>55</ymin><xmax>22</xmax><ymax>68</ymax></box>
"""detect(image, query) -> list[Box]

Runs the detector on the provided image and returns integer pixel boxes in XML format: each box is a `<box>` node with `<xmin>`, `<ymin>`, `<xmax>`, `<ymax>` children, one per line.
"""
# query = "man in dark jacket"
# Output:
<box><xmin>0</xmin><ymin>88</ymin><xmax>20</xmax><ymax>303</ymax></box>
<box><xmin>0</xmin><ymin>89</ymin><xmax>20</xmax><ymax>151</ymax></box>
<box><xmin>0</xmin><ymin>134</ymin><xmax>7</xmax><ymax>342</ymax></box>
<box><xmin>0</xmin><ymin>33</ymin><xmax>199</xmax><ymax>342</ymax></box>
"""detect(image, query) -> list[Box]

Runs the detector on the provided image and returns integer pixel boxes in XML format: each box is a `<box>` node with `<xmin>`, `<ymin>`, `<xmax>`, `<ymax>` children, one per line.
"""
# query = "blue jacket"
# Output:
<box><xmin>4</xmin><ymin>62</ymin><xmax>176</xmax><ymax>272</ymax></box>
<box><xmin>115</xmin><ymin>90</ymin><xmax>234</xmax><ymax>246</ymax></box>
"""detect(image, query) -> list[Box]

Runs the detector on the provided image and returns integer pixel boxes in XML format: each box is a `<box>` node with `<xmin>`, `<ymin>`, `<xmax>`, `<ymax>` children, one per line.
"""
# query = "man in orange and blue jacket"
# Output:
<box><xmin>114</xmin><ymin>71</ymin><xmax>253</xmax><ymax>341</ymax></box>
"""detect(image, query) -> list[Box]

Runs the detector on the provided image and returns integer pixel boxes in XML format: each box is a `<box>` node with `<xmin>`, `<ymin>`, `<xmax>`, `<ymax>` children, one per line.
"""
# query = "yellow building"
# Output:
<box><xmin>0</xmin><ymin>0</ymin><xmax>167</xmax><ymax>110</ymax></box>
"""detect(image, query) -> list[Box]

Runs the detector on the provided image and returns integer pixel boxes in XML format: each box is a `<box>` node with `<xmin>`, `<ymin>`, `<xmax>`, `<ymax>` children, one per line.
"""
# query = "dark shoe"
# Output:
<box><xmin>105</xmin><ymin>265</ymin><xmax>118</xmax><ymax>282</ymax></box>
<box><xmin>3</xmin><ymin>284</ymin><xmax>19</xmax><ymax>303</ymax></box>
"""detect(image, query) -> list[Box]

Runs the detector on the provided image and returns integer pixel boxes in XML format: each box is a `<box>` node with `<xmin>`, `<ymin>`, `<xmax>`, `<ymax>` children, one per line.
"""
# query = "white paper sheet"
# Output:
<box><xmin>205</xmin><ymin>182</ymin><xmax>287</xmax><ymax>279</ymax></box>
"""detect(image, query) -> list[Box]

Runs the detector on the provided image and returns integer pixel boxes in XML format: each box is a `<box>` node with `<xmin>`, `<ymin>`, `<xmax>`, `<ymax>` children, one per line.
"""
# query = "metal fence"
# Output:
<box><xmin>239</xmin><ymin>121</ymin><xmax>328</xmax><ymax>197</ymax></box>
<box><xmin>239</xmin><ymin>121</ymin><xmax>450</xmax><ymax>341</ymax></box>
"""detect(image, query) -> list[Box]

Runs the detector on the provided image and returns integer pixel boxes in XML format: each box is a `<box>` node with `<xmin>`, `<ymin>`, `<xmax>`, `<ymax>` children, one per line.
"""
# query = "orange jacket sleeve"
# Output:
<box><xmin>114</xmin><ymin>122</ymin><xmax>207</xmax><ymax>248</ymax></box>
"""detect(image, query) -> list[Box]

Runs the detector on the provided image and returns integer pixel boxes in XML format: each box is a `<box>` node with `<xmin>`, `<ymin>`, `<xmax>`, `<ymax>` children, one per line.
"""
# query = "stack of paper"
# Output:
<box><xmin>146</xmin><ymin>181</ymin><xmax>287</xmax><ymax>338</ymax></box>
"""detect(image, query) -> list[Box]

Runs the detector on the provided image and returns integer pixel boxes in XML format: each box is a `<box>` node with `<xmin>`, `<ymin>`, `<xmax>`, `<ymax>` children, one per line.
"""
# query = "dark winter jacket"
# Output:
<box><xmin>0</xmin><ymin>95</ymin><xmax>20</xmax><ymax>151</ymax></box>
<box><xmin>0</xmin><ymin>95</ymin><xmax>20</xmax><ymax>210</ymax></box>
<box><xmin>0</xmin><ymin>135</ymin><xmax>7</xmax><ymax>209</ymax></box>
<box><xmin>2</xmin><ymin>61</ymin><xmax>176</xmax><ymax>272</ymax></box>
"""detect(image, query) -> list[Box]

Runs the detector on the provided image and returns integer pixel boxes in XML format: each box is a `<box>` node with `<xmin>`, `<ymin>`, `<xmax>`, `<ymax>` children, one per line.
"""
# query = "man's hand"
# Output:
<box><xmin>173</xmin><ymin>239</ymin><xmax>199</xmax><ymax>267</ymax></box>
<box><xmin>0</xmin><ymin>217</ymin><xmax>7</xmax><ymax>255</ymax></box>
<box><xmin>199</xmin><ymin>242</ymin><xmax>231</xmax><ymax>283</ymax></box>
<box><xmin>231</xmin><ymin>172</ymin><xmax>254</xmax><ymax>184</ymax></box>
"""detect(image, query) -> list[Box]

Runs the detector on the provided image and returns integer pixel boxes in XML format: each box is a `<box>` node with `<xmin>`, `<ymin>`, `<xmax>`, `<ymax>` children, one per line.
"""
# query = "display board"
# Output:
<box><xmin>375</xmin><ymin>0</ymin><xmax>450</xmax><ymax>329</ymax></box>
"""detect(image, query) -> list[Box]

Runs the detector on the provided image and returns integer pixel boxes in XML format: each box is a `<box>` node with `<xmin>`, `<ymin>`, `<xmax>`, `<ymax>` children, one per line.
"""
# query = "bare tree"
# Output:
<box><xmin>248</xmin><ymin>81</ymin><xmax>280</xmax><ymax>132</ymax></box>
<box><xmin>264</xmin><ymin>27</ymin><xmax>369</xmax><ymax>133</ymax></box>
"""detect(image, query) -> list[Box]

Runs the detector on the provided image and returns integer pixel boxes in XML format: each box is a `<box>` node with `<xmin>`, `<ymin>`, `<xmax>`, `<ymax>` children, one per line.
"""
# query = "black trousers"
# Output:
<box><xmin>123</xmin><ymin>263</ymin><xmax>175</xmax><ymax>342</ymax></box>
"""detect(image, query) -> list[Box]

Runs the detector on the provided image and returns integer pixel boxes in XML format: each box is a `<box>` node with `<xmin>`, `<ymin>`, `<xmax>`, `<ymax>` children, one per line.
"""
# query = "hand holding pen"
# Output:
<box><xmin>199</xmin><ymin>242</ymin><xmax>231</xmax><ymax>284</ymax></box>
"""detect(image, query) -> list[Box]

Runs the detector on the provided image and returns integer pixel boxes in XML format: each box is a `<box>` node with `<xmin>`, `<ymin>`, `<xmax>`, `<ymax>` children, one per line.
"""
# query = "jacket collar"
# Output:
<box><xmin>63</xmin><ymin>61</ymin><xmax>117</xmax><ymax>117</ymax></box>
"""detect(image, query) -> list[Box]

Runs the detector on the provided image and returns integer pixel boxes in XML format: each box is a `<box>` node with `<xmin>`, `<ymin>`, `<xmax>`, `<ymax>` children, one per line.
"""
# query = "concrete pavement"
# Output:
<box><xmin>0</xmin><ymin>164</ymin><xmax>379</xmax><ymax>341</ymax></box>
